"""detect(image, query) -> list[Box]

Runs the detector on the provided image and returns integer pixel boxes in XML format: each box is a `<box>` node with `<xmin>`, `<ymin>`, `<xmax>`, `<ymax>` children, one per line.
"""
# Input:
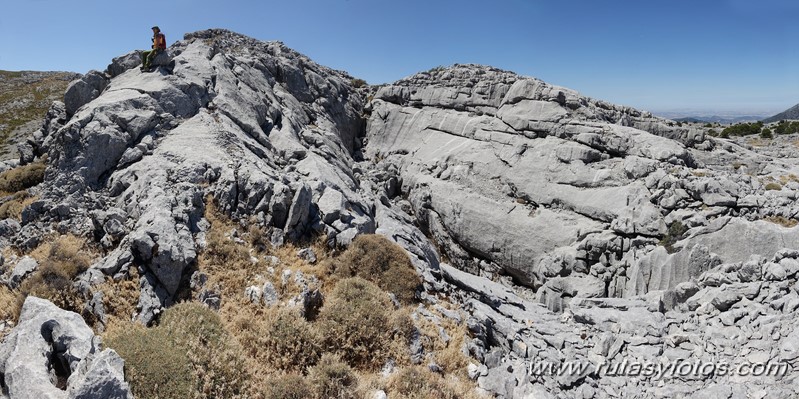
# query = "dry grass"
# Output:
<box><xmin>307</xmin><ymin>353</ymin><xmax>359</xmax><ymax>399</ymax></box>
<box><xmin>97</xmin><ymin>267</ymin><xmax>141</xmax><ymax>333</ymax></box>
<box><xmin>746</xmin><ymin>137</ymin><xmax>771</xmax><ymax>147</ymax></box>
<box><xmin>765</xmin><ymin>216</ymin><xmax>799</xmax><ymax>228</ymax></box>
<box><xmin>0</xmin><ymin>285</ymin><xmax>15</xmax><ymax>328</ymax></box>
<box><xmin>0</xmin><ymin>192</ymin><xmax>38</xmax><ymax>220</ymax></box>
<box><xmin>106</xmin><ymin>323</ymin><xmax>197</xmax><ymax>399</ymax></box>
<box><xmin>386</xmin><ymin>365</ymin><xmax>482</xmax><ymax>399</ymax></box>
<box><xmin>260</xmin><ymin>374</ymin><xmax>312</xmax><ymax>399</ymax></box>
<box><xmin>0</xmin><ymin>161</ymin><xmax>45</xmax><ymax>194</ymax></box>
<box><xmin>779</xmin><ymin>174</ymin><xmax>799</xmax><ymax>185</ymax></box>
<box><xmin>765</xmin><ymin>182</ymin><xmax>783</xmax><ymax>191</ymax></box>
<box><xmin>415</xmin><ymin>306</ymin><xmax>472</xmax><ymax>377</ymax></box>
<box><xmin>12</xmin><ymin>235</ymin><xmax>94</xmax><ymax>322</ymax></box>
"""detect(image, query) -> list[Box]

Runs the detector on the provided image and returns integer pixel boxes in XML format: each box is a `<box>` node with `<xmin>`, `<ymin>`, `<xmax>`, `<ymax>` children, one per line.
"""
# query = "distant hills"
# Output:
<box><xmin>673</xmin><ymin>115</ymin><xmax>766</xmax><ymax>124</ymax></box>
<box><xmin>762</xmin><ymin>103</ymin><xmax>799</xmax><ymax>123</ymax></box>
<box><xmin>0</xmin><ymin>70</ymin><xmax>78</xmax><ymax>160</ymax></box>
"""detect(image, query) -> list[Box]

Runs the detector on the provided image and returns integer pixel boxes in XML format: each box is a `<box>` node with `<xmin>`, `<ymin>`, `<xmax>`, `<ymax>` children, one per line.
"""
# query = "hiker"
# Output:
<box><xmin>141</xmin><ymin>26</ymin><xmax>167</xmax><ymax>72</ymax></box>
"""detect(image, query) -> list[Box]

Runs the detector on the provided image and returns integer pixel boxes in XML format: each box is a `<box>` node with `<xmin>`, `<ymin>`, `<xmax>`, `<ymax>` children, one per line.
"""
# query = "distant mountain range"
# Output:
<box><xmin>763</xmin><ymin>103</ymin><xmax>799</xmax><ymax>123</ymax></box>
<box><xmin>672</xmin><ymin>115</ymin><xmax>766</xmax><ymax>124</ymax></box>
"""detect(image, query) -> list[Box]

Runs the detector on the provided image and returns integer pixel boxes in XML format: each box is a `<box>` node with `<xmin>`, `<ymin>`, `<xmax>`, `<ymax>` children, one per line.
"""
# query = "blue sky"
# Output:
<box><xmin>1</xmin><ymin>0</ymin><xmax>797</xmax><ymax>114</ymax></box>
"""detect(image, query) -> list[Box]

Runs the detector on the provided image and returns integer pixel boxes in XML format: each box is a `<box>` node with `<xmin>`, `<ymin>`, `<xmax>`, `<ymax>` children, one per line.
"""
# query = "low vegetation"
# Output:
<box><xmin>107</xmin><ymin>302</ymin><xmax>249</xmax><ymax>399</ymax></box>
<box><xmin>318</xmin><ymin>277</ymin><xmax>413</xmax><ymax>369</ymax></box>
<box><xmin>387</xmin><ymin>365</ymin><xmax>481</xmax><ymax>399</ymax></box>
<box><xmin>307</xmin><ymin>353</ymin><xmax>359</xmax><ymax>399</ymax></box>
<box><xmin>12</xmin><ymin>235</ymin><xmax>92</xmax><ymax>321</ymax></box>
<box><xmin>327</xmin><ymin>234</ymin><xmax>421</xmax><ymax>304</ymax></box>
<box><xmin>0</xmin><ymin>160</ymin><xmax>46</xmax><ymax>220</ymax></box>
<box><xmin>0</xmin><ymin>199</ymin><xmax>484</xmax><ymax>398</ymax></box>
<box><xmin>720</xmin><ymin>121</ymin><xmax>764</xmax><ymax>138</ymax></box>
<box><xmin>231</xmin><ymin>307</ymin><xmax>321</xmax><ymax>373</ymax></box>
<box><xmin>0</xmin><ymin>161</ymin><xmax>45</xmax><ymax>193</ymax></box>
<box><xmin>0</xmin><ymin>198</ymin><xmax>483</xmax><ymax>398</ymax></box>
<box><xmin>765</xmin><ymin>182</ymin><xmax>783</xmax><ymax>191</ymax></box>
<box><xmin>350</xmin><ymin>78</ymin><xmax>367</xmax><ymax>88</ymax></box>
<box><xmin>774</xmin><ymin>120</ymin><xmax>799</xmax><ymax>135</ymax></box>
<box><xmin>660</xmin><ymin>221</ymin><xmax>688</xmax><ymax>253</ymax></box>
<box><xmin>764</xmin><ymin>215</ymin><xmax>799</xmax><ymax>228</ymax></box>
<box><xmin>0</xmin><ymin>71</ymin><xmax>76</xmax><ymax>156</ymax></box>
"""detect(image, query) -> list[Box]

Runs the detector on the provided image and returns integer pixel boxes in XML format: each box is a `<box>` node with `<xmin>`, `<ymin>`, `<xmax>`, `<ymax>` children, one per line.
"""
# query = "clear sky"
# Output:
<box><xmin>1</xmin><ymin>0</ymin><xmax>797</xmax><ymax>115</ymax></box>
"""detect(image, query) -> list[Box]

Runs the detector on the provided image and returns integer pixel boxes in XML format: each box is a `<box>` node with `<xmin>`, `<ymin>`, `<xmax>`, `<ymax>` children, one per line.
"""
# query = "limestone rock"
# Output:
<box><xmin>0</xmin><ymin>297</ymin><xmax>132</xmax><ymax>399</ymax></box>
<box><xmin>8</xmin><ymin>256</ymin><xmax>38</xmax><ymax>289</ymax></box>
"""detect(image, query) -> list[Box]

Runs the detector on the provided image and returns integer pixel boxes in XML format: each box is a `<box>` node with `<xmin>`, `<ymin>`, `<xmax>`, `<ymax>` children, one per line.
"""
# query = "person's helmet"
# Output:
<box><xmin>152</xmin><ymin>26</ymin><xmax>160</xmax><ymax>31</ymax></box>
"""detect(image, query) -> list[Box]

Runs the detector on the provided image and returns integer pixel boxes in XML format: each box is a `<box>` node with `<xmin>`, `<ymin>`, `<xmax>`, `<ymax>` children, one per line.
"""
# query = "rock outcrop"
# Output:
<box><xmin>5</xmin><ymin>29</ymin><xmax>799</xmax><ymax>398</ymax></box>
<box><xmin>0</xmin><ymin>297</ymin><xmax>131</xmax><ymax>399</ymax></box>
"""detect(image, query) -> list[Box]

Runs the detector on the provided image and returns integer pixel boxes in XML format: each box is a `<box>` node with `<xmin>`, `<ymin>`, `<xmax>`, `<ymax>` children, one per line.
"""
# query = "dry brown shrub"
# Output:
<box><xmin>106</xmin><ymin>302</ymin><xmax>250</xmax><ymax>399</ymax></box>
<box><xmin>327</xmin><ymin>234</ymin><xmax>421</xmax><ymax>304</ymax></box>
<box><xmin>307</xmin><ymin>353</ymin><xmax>359</xmax><ymax>399</ymax></box>
<box><xmin>98</xmin><ymin>267</ymin><xmax>141</xmax><ymax>332</ymax></box>
<box><xmin>415</xmin><ymin>306</ymin><xmax>472</xmax><ymax>376</ymax></box>
<box><xmin>0</xmin><ymin>161</ymin><xmax>45</xmax><ymax>194</ymax></box>
<box><xmin>318</xmin><ymin>277</ymin><xmax>413</xmax><ymax>370</ymax></box>
<box><xmin>387</xmin><ymin>365</ymin><xmax>485</xmax><ymax>399</ymax></box>
<box><xmin>230</xmin><ymin>306</ymin><xmax>321</xmax><ymax>374</ymax></box>
<box><xmin>0</xmin><ymin>192</ymin><xmax>38</xmax><ymax>220</ymax></box>
<box><xmin>106</xmin><ymin>324</ymin><xmax>197</xmax><ymax>399</ymax></box>
<box><xmin>13</xmin><ymin>235</ymin><xmax>94</xmax><ymax>321</ymax></box>
<box><xmin>259</xmin><ymin>373</ymin><xmax>312</xmax><ymax>399</ymax></box>
<box><xmin>765</xmin><ymin>215</ymin><xmax>799</xmax><ymax>228</ymax></box>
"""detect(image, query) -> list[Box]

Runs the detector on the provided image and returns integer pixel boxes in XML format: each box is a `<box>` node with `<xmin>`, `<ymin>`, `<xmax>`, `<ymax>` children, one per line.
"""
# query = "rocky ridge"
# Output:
<box><xmin>763</xmin><ymin>103</ymin><xmax>799</xmax><ymax>123</ymax></box>
<box><xmin>2</xmin><ymin>29</ymin><xmax>799</xmax><ymax>398</ymax></box>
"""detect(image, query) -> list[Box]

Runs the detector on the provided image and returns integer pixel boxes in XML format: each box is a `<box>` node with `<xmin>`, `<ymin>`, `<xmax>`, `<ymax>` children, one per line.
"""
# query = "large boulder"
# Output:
<box><xmin>0</xmin><ymin>297</ymin><xmax>132</xmax><ymax>399</ymax></box>
<box><xmin>64</xmin><ymin>70</ymin><xmax>109</xmax><ymax>117</ymax></box>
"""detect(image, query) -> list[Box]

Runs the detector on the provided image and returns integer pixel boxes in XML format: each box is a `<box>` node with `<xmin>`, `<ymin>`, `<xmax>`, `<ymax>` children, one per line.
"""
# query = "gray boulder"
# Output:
<box><xmin>8</xmin><ymin>256</ymin><xmax>38</xmax><ymax>289</ymax></box>
<box><xmin>64</xmin><ymin>70</ymin><xmax>109</xmax><ymax>116</ymax></box>
<box><xmin>0</xmin><ymin>297</ymin><xmax>132</xmax><ymax>399</ymax></box>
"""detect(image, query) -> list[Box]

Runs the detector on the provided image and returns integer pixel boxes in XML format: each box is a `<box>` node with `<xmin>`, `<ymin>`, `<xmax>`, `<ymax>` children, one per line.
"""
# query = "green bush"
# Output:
<box><xmin>774</xmin><ymin>121</ymin><xmax>799</xmax><ymax>135</ymax></box>
<box><xmin>350</xmin><ymin>78</ymin><xmax>367</xmax><ymax>88</ymax></box>
<box><xmin>765</xmin><ymin>182</ymin><xmax>782</xmax><ymax>191</ymax></box>
<box><xmin>659</xmin><ymin>221</ymin><xmax>688</xmax><ymax>253</ymax></box>
<box><xmin>307</xmin><ymin>353</ymin><xmax>359</xmax><ymax>399</ymax></box>
<box><xmin>0</xmin><ymin>161</ymin><xmax>45</xmax><ymax>193</ymax></box>
<box><xmin>707</xmin><ymin>129</ymin><xmax>718</xmax><ymax>137</ymax></box>
<box><xmin>107</xmin><ymin>303</ymin><xmax>249</xmax><ymax>399</ymax></box>
<box><xmin>721</xmin><ymin>122</ymin><xmax>764</xmax><ymax>137</ymax></box>
<box><xmin>761</xmin><ymin>128</ymin><xmax>773</xmax><ymax>139</ymax></box>
<box><xmin>329</xmin><ymin>234</ymin><xmax>421</xmax><ymax>304</ymax></box>
<box><xmin>318</xmin><ymin>278</ymin><xmax>413</xmax><ymax>369</ymax></box>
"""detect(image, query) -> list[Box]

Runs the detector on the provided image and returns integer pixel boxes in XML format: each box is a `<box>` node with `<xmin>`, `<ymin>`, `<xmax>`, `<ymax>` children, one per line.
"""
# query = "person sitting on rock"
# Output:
<box><xmin>140</xmin><ymin>26</ymin><xmax>167</xmax><ymax>72</ymax></box>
